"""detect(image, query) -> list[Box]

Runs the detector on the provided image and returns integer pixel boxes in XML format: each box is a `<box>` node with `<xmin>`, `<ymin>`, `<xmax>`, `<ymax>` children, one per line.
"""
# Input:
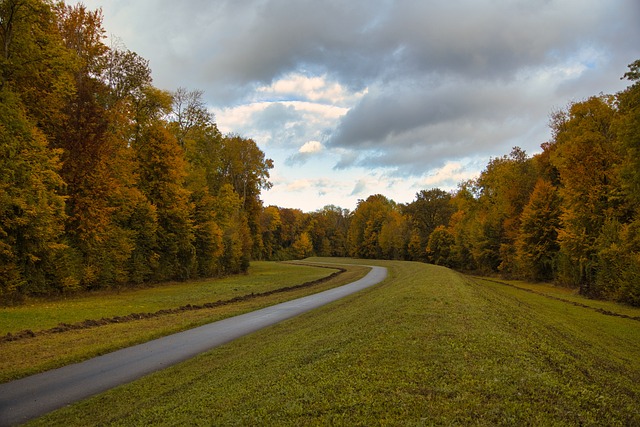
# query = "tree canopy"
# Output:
<box><xmin>1</xmin><ymin>0</ymin><xmax>272</xmax><ymax>300</ymax></box>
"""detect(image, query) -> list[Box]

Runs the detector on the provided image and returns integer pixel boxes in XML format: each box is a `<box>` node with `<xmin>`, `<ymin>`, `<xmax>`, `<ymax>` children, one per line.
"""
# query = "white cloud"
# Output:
<box><xmin>299</xmin><ymin>141</ymin><xmax>323</xmax><ymax>154</ymax></box>
<box><xmin>416</xmin><ymin>160</ymin><xmax>480</xmax><ymax>191</ymax></box>
<box><xmin>216</xmin><ymin>100</ymin><xmax>349</xmax><ymax>149</ymax></box>
<box><xmin>256</xmin><ymin>73</ymin><xmax>367</xmax><ymax>106</ymax></box>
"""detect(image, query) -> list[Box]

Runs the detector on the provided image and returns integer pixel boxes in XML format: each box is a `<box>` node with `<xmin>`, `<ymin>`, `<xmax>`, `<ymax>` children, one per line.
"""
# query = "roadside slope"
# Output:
<box><xmin>27</xmin><ymin>260</ymin><xmax>640</xmax><ymax>425</ymax></box>
<box><xmin>0</xmin><ymin>265</ymin><xmax>386</xmax><ymax>426</ymax></box>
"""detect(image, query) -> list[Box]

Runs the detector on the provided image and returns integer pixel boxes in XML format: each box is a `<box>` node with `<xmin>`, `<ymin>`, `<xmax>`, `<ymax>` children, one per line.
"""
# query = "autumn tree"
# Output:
<box><xmin>0</xmin><ymin>0</ymin><xmax>277</xmax><ymax>298</ymax></box>
<box><xmin>214</xmin><ymin>184</ymin><xmax>252</xmax><ymax>274</ymax></box>
<box><xmin>515</xmin><ymin>179</ymin><xmax>561</xmax><ymax>281</ymax></box>
<box><xmin>403</xmin><ymin>189</ymin><xmax>455</xmax><ymax>261</ymax></box>
<box><xmin>260</xmin><ymin>206</ymin><xmax>282</xmax><ymax>260</ymax></box>
<box><xmin>348</xmin><ymin>194</ymin><xmax>397</xmax><ymax>259</ymax></box>
<box><xmin>426</xmin><ymin>226</ymin><xmax>456</xmax><ymax>267</ymax></box>
<box><xmin>599</xmin><ymin>60</ymin><xmax>640</xmax><ymax>304</ymax></box>
<box><xmin>0</xmin><ymin>90</ymin><xmax>70</xmax><ymax>297</ymax></box>
<box><xmin>308</xmin><ymin>205</ymin><xmax>350</xmax><ymax>257</ymax></box>
<box><xmin>378</xmin><ymin>210</ymin><xmax>410</xmax><ymax>260</ymax></box>
<box><xmin>0</xmin><ymin>0</ymin><xmax>76</xmax><ymax>130</ymax></box>
<box><xmin>447</xmin><ymin>182</ymin><xmax>477</xmax><ymax>270</ymax></box>
<box><xmin>291</xmin><ymin>232</ymin><xmax>314</xmax><ymax>259</ymax></box>
<box><xmin>217</xmin><ymin>135</ymin><xmax>273</xmax><ymax>258</ymax></box>
<box><xmin>136</xmin><ymin>121</ymin><xmax>195</xmax><ymax>280</ymax></box>
<box><xmin>470</xmin><ymin>147</ymin><xmax>538</xmax><ymax>275</ymax></box>
<box><xmin>0</xmin><ymin>0</ymin><xmax>78</xmax><ymax>297</ymax></box>
<box><xmin>549</xmin><ymin>96</ymin><xmax>621</xmax><ymax>295</ymax></box>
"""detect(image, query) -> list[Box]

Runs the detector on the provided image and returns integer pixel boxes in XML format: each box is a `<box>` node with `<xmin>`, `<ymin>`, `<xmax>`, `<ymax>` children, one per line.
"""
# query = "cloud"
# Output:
<box><xmin>216</xmin><ymin>100</ymin><xmax>348</xmax><ymax>149</ymax></box>
<box><xmin>286</xmin><ymin>140</ymin><xmax>324</xmax><ymax>165</ymax></box>
<box><xmin>256</xmin><ymin>73</ymin><xmax>367</xmax><ymax>106</ymax></box>
<box><xmin>86</xmin><ymin>0</ymin><xmax>640</xmax><ymax>211</ymax></box>
<box><xmin>416</xmin><ymin>160</ymin><xmax>482</xmax><ymax>191</ymax></box>
<box><xmin>299</xmin><ymin>140</ymin><xmax>323</xmax><ymax>154</ymax></box>
<box><xmin>349</xmin><ymin>178</ymin><xmax>372</xmax><ymax>197</ymax></box>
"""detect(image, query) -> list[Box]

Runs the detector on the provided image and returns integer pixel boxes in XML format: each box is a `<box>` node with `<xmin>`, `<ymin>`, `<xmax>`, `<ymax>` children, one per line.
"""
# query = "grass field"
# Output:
<box><xmin>0</xmin><ymin>262</ymin><xmax>341</xmax><ymax>334</ymax></box>
<box><xmin>0</xmin><ymin>262</ymin><xmax>369</xmax><ymax>382</ymax></box>
<box><xmin>25</xmin><ymin>258</ymin><xmax>640</xmax><ymax>426</ymax></box>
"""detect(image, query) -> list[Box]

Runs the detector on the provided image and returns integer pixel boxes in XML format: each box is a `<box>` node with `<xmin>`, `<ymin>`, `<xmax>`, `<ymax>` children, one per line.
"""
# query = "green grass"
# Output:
<box><xmin>28</xmin><ymin>258</ymin><xmax>640</xmax><ymax>426</ymax></box>
<box><xmin>476</xmin><ymin>276</ymin><xmax>640</xmax><ymax>319</ymax></box>
<box><xmin>0</xmin><ymin>262</ymin><xmax>334</xmax><ymax>335</ymax></box>
<box><xmin>0</xmin><ymin>262</ymin><xmax>370</xmax><ymax>382</ymax></box>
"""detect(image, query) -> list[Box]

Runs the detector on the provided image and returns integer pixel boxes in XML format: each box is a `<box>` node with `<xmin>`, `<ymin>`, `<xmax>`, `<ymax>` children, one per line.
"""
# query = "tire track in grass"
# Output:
<box><xmin>471</xmin><ymin>276</ymin><xmax>640</xmax><ymax>322</ymax></box>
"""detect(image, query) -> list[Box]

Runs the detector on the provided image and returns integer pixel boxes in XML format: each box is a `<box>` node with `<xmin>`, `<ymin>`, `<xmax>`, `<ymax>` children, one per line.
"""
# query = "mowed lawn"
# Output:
<box><xmin>1</xmin><ymin>262</ymin><xmax>368</xmax><ymax>382</ymax></box>
<box><xmin>0</xmin><ymin>262</ymin><xmax>337</xmax><ymax>335</ymax></box>
<box><xmin>28</xmin><ymin>258</ymin><xmax>640</xmax><ymax>426</ymax></box>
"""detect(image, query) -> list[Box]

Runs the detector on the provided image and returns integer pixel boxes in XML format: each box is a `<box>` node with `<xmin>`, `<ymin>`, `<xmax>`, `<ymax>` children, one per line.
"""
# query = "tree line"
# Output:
<box><xmin>257</xmin><ymin>60</ymin><xmax>640</xmax><ymax>307</ymax></box>
<box><xmin>2</xmin><ymin>1</ymin><xmax>639</xmax><ymax>307</ymax></box>
<box><xmin>1</xmin><ymin>1</ymin><xmax>272</xmax><ymax>300</ymax></box>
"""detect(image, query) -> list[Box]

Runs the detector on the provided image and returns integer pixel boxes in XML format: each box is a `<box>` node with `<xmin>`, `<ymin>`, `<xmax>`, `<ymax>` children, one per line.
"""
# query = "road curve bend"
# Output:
<box><xmin>0</xmin><ymin>264</ymin><xmax>387</xmax><ymax>426</ymax></box>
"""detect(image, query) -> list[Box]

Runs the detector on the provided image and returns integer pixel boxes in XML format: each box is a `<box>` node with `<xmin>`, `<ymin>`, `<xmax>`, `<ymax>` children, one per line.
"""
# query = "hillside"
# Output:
<box><xmin>30</xmin><ymin>259</ymin><xmax>640</xmax><ymax>426</ymax></box>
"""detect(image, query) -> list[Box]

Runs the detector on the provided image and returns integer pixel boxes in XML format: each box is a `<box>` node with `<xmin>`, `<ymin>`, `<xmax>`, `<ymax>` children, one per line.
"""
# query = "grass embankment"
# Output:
<box><xmin>29</xmin><ymin>258</ymin><xmax>640</xmax><ymax>426</ymax></box>
<box><xmin>0</xmin><ymin>262</ymin><xmax>369</xmax><ymax>382</ymax></box>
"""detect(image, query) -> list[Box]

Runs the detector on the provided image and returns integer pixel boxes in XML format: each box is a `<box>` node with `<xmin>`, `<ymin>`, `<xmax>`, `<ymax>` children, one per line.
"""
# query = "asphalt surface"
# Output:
<box><xmin>0</xmin><ymin>264</ymin><xmax>387</xmax><ymax>426</ymax></box>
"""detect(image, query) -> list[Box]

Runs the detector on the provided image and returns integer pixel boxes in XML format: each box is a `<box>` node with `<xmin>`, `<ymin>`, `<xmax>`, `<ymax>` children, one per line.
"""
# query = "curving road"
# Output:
<box><xmin>0</xmin><ymin>264</ymin><xmax>387</xmax><ymax>426</ymax></box>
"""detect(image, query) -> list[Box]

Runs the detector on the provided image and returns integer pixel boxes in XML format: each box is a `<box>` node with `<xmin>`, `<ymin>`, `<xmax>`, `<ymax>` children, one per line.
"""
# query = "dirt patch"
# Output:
<box><xmin>1</xmin><ymin>267</ymin><xmax>346</xmax><ymax>344</ymax></box>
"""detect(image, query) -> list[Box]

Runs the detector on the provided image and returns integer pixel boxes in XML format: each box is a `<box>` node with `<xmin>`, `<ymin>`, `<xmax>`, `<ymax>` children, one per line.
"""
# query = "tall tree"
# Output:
<box><xmin>136</xmin><ymin>121</ymin><xmax>195</xmax><ymax>280</ymax></box>
<box><xmin>348</xmin><ymin>194</ymin><xmax>396</xmax><ymax>259</ymax></box>
<box><xmin>260</xmin><ymin>206</ymin><xmax>282</xmax><ymax>260</ymax></box>
<box><xmin>379</xmin><ymin>210</ymin><xmax>409</xmax><ymax>260</ymax></box>
<box><xmin>403</xmin><ymin>189</ymin><xmax>454</xmax><ymax>261</ymax></box>
<box><xmin>472</xmin><ymin>147</ymin><xmax>537</xmax><ymax>275</ymax></box>
<box><xmin>550</xmin><ymin>96</ymin><xmax>621</xmax><ymax>295</ymax></box>
<box><xmin>0</xmin><ymin>90</ymin><xmax>70</xmax><ymax>297</ymax></box>
<box><xmin>218</xmin><ymin>135</ymin><xmax>273</xmax><ymax>257</ymax></box>
<box><xmin>426</xmin><ymin>225</ymin><xmax>456</xmax><ymax>267</ymax></box>
<box><xmin>515</xmin><ymin>179</ymin><xmax>561</xmax><ymax>281</ymax></box>
<box><xmin>308</xmin><ymin>205</ymin><xmax>350</xmax><ymax>257</ymax></box>
<box><xmin>0</xmin><ymin>0</ymin><xmax>76</xmax><ymax>129</ymax></box>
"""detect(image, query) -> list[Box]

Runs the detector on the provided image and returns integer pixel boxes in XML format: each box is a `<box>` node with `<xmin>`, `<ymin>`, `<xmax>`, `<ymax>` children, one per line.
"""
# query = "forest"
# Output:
<box><xmin>1</xmin><ymin>1</ymin><xmax>639</xmax><ymax>306</ymax></box>
<box><xmin>1</xmin><ymin>1</ymin><xmax>272</xmax><ymax>299</ymax></box>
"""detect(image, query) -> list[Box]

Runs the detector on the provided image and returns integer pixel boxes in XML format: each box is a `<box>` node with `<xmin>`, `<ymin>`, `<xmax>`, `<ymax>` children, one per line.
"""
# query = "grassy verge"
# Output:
<box><xmin>0</xmin><ymin>262</ymin><xmax>370</xmax><ymax>382</ymax></box>
<box><xmin>29</xmin><ymin>259</ymin><xmax>640</xmax><ymax>426</ymax></box>
<box><xmin>0</xmin><ymin>262</ymin><xmax>339</xmax><ymax>334</ymax></box>
<box><xmin>473</xmin><ymin>276</ymin><xmax>640</xmax><ymax>319</ymax></box>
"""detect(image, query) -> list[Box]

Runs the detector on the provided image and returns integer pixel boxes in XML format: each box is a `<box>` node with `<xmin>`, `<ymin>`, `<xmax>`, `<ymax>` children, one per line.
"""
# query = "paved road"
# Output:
<box><xmin>0</xmin><ymin>264</ymin><xmax>387</xmax><ymax>426</ymax></box>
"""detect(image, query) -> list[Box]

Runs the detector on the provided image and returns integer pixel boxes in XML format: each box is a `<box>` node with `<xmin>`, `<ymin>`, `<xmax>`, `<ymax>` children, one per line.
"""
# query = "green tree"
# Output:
<box><xmin>403</xmin><ymin>189</ymin><xmax>454</xmax><ymax>261</ymax></box>
<box><xmin>426</xmin><ymin>225</ymin><xmax>456</xmax><ymax>267</ymax></box>
<box><xmin>403</xmin><ymin>188</ymin><xmax>454</xmax><ymax>261</ymax></box>
<box><xmin>308</xmin><ymin>205</ymin><xmax>350</xmax><ymax>257</ymax></box>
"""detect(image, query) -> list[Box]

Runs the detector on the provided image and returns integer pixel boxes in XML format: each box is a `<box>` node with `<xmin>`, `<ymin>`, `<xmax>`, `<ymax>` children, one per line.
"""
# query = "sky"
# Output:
<box><xmin>81</xmin><ymin>0</ymin><xmax>639</xmax><ymax>212</ymax></box>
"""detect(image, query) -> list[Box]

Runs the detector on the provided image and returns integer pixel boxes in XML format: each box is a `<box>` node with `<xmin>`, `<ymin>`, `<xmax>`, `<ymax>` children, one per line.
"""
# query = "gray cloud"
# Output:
<box><xmin>90</xmin><ymin>0</ymin><xmax>640</xmax><ymax>181</ymax></box>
